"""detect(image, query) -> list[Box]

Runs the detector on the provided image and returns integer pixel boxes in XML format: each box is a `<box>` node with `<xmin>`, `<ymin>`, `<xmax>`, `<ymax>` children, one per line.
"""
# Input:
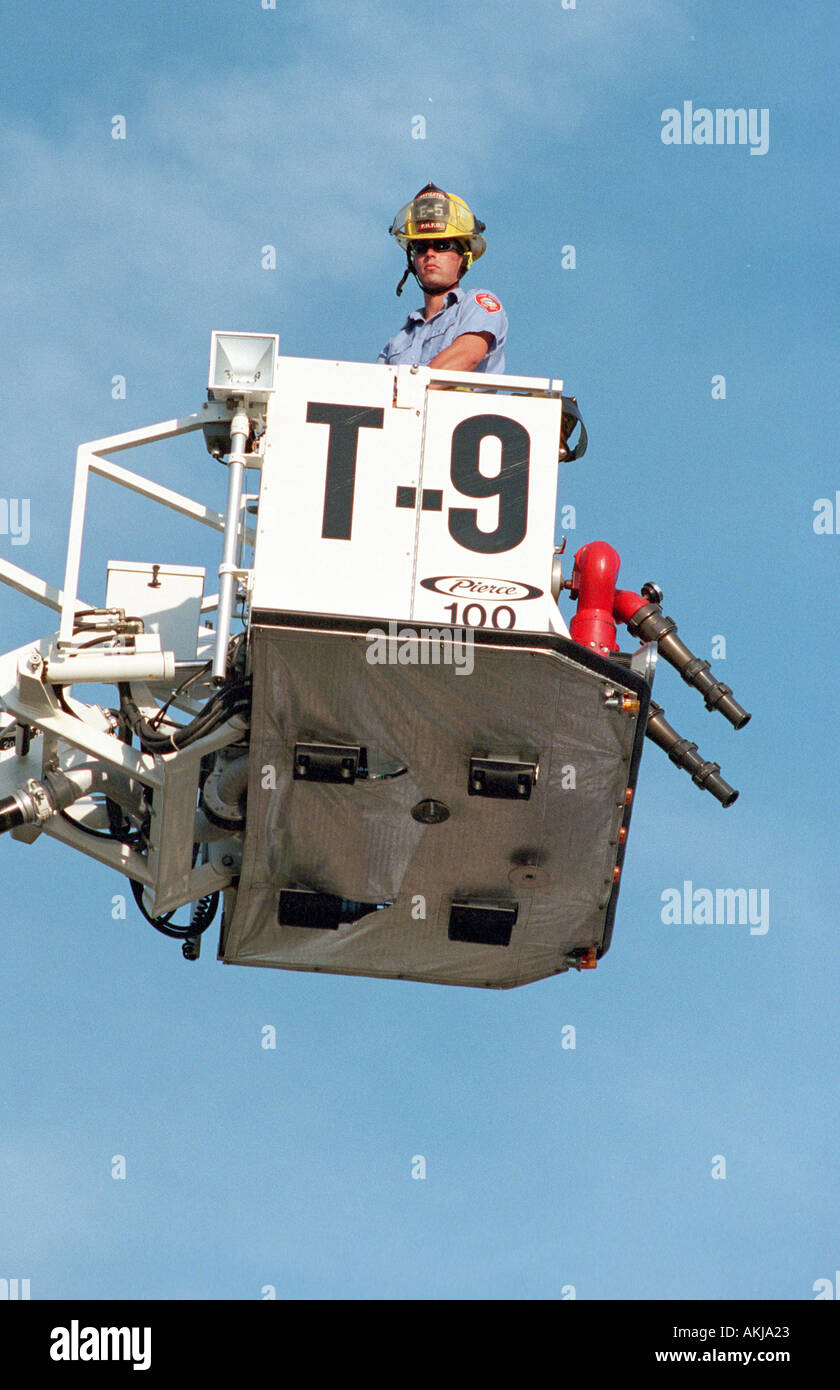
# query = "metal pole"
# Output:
<box><xmin>59</xmin><ymin>447</ymin><xmax>92</xmax><ymax>645</ymax></box>
<box><xmin>213</xmin><ymin>410</ymin><xmax>250</xmax><ymax>682</ymax></box>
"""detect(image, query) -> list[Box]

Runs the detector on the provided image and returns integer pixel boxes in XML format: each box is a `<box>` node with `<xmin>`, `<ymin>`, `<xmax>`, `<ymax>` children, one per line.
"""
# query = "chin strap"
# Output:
<box><xmin>395</xmin><ymin>247</ymin><xmax>469</xmax><ymax>296</ymax></box>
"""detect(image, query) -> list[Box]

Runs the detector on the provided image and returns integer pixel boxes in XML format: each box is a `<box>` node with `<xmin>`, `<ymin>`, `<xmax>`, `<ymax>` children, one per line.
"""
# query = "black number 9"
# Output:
<box><xmin>448</xmin><ymin>414</ymin><xmax>530</xmax><ymax>554</ymax></box>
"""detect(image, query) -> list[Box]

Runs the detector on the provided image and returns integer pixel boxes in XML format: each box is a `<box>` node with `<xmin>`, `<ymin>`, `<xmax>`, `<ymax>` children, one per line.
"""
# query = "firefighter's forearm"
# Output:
<box><xmin>428</xmin><ymin>332</ymin><xmax>492</xmax><ymax>372</ymax></box>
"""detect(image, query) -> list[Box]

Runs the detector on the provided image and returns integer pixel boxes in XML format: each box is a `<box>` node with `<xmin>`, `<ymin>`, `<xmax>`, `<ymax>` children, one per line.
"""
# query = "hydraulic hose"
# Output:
<box><xmin>118</xmin><ymin>679</ymin><xmax>250</xmax><ymax>754</ymax></box>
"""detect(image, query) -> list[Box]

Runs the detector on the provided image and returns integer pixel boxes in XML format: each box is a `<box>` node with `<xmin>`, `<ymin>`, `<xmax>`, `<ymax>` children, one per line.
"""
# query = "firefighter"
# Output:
<box><xmin>378</xmin><ymin>182</ymin><xmax>507</xmax><ymax>373</ymax></box>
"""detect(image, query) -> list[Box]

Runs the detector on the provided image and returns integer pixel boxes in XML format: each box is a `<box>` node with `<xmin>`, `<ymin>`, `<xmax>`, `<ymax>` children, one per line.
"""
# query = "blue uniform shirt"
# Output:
<box><xmin>378</xmin><ymin>284</ymin><xmax>507</xmax><ymax>373</ymax></box>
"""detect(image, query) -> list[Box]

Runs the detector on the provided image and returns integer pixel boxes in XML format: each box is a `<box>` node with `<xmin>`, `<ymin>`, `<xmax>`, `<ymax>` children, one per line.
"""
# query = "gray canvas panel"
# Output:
<box><xmin>221</xmin><ymin>622</ymin><xmax>645</xmax><ymax>987</ymax></box>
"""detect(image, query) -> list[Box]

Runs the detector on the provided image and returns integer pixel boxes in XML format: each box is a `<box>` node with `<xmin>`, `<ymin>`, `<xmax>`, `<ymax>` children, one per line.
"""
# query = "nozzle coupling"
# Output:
<box><xmin>623</xmin><ymin>602</ymin><xmax>750</xmax><ymax>730</ymax></box>
<box><xmin>646</xmin><ymin>702</ymin><xmax>738</xmax><ymax>807</ymax></box>
<box><xmin>0</xmin><ymin>766</ymin><xmax>99</xmax><ymax>836</ymax></box>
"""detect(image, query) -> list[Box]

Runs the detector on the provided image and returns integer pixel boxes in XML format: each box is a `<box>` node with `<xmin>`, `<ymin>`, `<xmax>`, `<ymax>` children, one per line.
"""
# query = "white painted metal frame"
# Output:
<box><xmin>0</xmin><ymin>636</ymin><xmax>245</xmax><ymax>912</ymax></box>
<box><xmin>57</xmin><ymin>402</ymin><xmax>252</xmax><ymax>645</ymax></box>
<box><xmin>425</xmin><ymin>366</ymin><xmax>564</xmax><ymax>396</ymax></box>
<box><xmin>0</xmin><ymin>398</ymin><xmax>261</xmax><ymax>916</ymax></box>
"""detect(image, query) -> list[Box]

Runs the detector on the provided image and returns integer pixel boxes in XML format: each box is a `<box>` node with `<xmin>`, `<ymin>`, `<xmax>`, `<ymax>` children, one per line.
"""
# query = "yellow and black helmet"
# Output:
<box><xmin>389</xmin><ymin>182</ymin><xmax>486</xmax><ymax>294</ymax></box>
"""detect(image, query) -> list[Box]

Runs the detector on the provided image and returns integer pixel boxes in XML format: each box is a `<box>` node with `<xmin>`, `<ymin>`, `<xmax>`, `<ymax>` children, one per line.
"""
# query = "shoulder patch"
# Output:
<box><xmin>474</xmin><ymin>292</ymin><xmax>501</xmax><ymax>313</ymax></box>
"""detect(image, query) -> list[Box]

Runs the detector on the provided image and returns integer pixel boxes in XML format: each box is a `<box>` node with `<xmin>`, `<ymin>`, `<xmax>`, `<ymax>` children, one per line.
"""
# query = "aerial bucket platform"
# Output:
<box><xmin>223</xmin><ymin>617</ymin><xmax>650</xmax><ymax>987</ymax></box>
<box><xmin>0</xmin><ymin>333</ymin><xmax>750</xmax><ymax>987</ymax></box>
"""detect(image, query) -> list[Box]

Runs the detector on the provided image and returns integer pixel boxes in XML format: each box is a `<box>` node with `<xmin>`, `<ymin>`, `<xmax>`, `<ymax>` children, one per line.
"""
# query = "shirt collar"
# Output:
<box><xmin>405</xmin><ymin>284</ymin><xmax>463</xmax><ymax>325</ymax></box>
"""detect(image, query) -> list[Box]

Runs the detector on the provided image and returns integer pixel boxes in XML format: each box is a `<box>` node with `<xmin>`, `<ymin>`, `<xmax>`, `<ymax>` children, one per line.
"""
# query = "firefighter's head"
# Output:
<box><xmin>389</xmin><ymin>182</ymin><xmax>486</xmax><ymax>295</ymax></box>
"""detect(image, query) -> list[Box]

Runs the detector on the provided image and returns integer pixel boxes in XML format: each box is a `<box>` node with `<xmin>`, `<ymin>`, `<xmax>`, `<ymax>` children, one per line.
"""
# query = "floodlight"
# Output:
<box><xmin>208</xmin><ymin>332</ymin><xmax>279</xmax><ymax>403</ymax></box>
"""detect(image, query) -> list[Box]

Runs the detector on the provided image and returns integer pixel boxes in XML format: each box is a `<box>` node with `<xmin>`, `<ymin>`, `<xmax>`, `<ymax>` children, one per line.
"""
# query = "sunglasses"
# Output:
<box><xmin>410</xmin><ymin>239</ymin><xmax>463</xmax><ymax>257</ymax></box>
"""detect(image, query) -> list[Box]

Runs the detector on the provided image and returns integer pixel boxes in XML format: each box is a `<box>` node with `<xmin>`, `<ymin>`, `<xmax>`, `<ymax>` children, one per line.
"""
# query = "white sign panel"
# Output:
<box><xmin>411</xmin><ymin>388</ymin><xmax>563</xmax><ymax>634</ymax></box>
<box><xmin>251</xmin><ymin>358</ymin><xmax>424</xmax><ymax>619</ymax></box>
<box><xmin>251</xmin><ymin>358</ymin><xmax>567</xmax><ymax>635</ymax></box>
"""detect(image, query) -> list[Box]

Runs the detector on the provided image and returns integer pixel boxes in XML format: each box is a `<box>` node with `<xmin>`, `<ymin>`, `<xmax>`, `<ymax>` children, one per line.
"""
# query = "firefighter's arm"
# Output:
<box><xmin>427</xmin><ymin>332</ymin><xmax>493</xmax><ymax>372</ymax></box>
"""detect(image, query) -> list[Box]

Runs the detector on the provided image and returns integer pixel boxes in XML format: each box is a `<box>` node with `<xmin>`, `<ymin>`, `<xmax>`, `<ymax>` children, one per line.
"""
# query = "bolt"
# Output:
<box><xmin>221</xmin><ymin>854</ymin><xmax>235</xmax><ymax>867</ymax></box>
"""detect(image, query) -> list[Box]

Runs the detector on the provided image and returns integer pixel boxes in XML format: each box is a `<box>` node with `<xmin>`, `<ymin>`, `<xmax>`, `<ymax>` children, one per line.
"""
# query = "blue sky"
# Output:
<box><xmin>0</xmin><ymin>0</ymin><xmax>837</xmax><ymax>1299</ymax></box>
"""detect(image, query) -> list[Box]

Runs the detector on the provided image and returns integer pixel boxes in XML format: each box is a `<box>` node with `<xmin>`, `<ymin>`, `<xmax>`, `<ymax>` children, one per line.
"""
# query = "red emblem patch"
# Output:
<box><xmin>475</xmin><ymin>293</ymin><xmax>501</xmax><ymax>313</ymax></box>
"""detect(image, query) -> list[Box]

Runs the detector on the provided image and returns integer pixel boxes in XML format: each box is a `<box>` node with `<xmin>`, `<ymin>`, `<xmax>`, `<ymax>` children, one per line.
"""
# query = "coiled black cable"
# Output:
<box><xmin>128</xmin><ymin>876</ymin><xmax>220</xmax><ymax>940</ymax></box>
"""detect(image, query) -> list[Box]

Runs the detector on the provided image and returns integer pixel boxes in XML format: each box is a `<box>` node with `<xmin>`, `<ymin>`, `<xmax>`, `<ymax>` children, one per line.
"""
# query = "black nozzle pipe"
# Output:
<box><xmin>626</xmin><ymin>603</ymin><xmax>750</xmax><ymax>729</ymax></box>
<box><xmin>646</xmin><ymin>702</ymin><xmax>739</xmax><ymax>807</ymax></box>
<box><xmin>0</xmin><ymin>794</ymin><xmax>27</xmax><ymax>834</ymax></box>
<box><xmin>0</xmin><ymin>767</ymin><xmax>100</xmax><ymax>838</ymax></box>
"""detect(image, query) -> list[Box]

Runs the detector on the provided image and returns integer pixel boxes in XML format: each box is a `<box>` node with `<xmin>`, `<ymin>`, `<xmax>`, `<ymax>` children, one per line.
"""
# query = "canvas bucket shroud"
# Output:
<box><xmin>220</xmin><ymin>614</ymin><xmax>650</xmax><ymax>988</ymax></box>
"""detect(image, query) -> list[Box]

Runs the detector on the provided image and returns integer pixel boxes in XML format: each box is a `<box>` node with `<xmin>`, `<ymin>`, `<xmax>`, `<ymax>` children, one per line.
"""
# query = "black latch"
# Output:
<box><xmin>448</xmin><ymin>901</ymin><xmax>518</xmax><ymax>947</ymax></box>
<box><xmin>468</xmin><ymin>755</ymin><xmax>536</xmax><ymax>800</ymax></box>
<box><xmin>293</xmin><ymin>743</ymin><xmax>362</xmax><ymax>784</ymax></box>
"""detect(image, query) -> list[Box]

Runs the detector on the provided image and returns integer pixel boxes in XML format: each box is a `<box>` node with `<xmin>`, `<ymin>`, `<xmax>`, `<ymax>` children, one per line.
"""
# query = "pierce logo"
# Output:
<box><xmin>475</xmin><ymin>292</ymin><xmax>501</xmax><ymax>312</ymax></box>
<box><xmin>421</xmin><ymin>575</ymin><xmax>542</xmax><ymax>600</ymax></box>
